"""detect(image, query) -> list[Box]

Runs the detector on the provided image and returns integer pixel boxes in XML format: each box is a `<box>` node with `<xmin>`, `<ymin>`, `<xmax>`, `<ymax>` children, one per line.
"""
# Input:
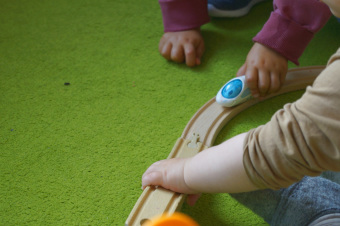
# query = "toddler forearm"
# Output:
<box><xmin>184</xmin><ymin>133</ymin><xmax>258</xmax><ymax>193</ymax></box>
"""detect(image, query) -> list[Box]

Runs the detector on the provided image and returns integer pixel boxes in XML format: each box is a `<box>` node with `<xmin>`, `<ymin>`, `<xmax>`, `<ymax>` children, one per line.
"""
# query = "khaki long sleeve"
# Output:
<box><xmin>243</xmin><ymin>48</ymin><xmax>340</xmax><ymax>190</ymax></box>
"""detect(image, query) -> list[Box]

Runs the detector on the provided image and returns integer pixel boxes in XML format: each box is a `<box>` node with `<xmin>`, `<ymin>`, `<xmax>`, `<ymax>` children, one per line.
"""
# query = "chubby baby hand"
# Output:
<box><xmin>142</xmin><ymin>158</ymin><xmax>197</xmax><ymax>193</ymax></box>
<box><xmin>142</xmin><ymin>158</ymin><xmax>201</xmax><ymax>206</ymax></box>
<box><xmin>159</xmin><ymin>28</ymin><xmax>205</xmax><ymax>67</ymax></box>
<box><xmin>237</xmin><ymin>42</ymin><xmax>288</xmax><ymax>98</ymax></box>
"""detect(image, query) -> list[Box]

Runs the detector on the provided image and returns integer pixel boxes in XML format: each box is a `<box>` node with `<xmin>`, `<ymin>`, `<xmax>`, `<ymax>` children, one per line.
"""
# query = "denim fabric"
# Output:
<box><xmin>207</xmin><ymin>0</ymin><xmax>263</xmax><ymax>10</ymax></box>
<box><xmin>231</xmin><ymin>172</ymin><xmax>340</xmax><ymax>226</ymax></box>
<box><xmin>207</xmin><ymin>0</ymin><xmax>250</xmax><ymax>10</ymax></box>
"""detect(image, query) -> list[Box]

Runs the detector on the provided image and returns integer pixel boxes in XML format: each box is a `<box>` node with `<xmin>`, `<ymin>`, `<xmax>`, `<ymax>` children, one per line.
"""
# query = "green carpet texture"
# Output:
<box><xmin>1</xmin><ymin>0</ymin><xmax>339</xmax><ymax>225</ymax></box>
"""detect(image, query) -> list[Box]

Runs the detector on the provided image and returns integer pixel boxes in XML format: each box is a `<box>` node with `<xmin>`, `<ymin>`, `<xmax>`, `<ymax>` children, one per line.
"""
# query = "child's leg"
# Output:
<box><xmin>207</xmin><ymin>0</ymin><xmax>268</xmax><ymax>18</ymax></box>
<box><xmin>308</xmin><ymin>213</ymin><xmax>340</xmax><ymax>226</ymax></box>
<box><xmin>321</xmin><ymin>171</ymin><xmax>340</xmax><ymax>184</ymax></box>
<box><xmin>230</xmin><ymin>188</ymin><xmax>282</xmax><ymax>223</ymax></box>
<box><xmin>231</xmin><ymin>176</ymin><xmax>340</xmax><ymax>226</ymax></box>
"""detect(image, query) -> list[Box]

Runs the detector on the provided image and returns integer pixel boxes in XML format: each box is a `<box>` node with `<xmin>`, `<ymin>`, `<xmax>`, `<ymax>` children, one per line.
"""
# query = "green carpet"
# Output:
<box><xmin>1</xmin><ymin>0</ymin><xmax>339</xmax><ymax>225</ymax></box>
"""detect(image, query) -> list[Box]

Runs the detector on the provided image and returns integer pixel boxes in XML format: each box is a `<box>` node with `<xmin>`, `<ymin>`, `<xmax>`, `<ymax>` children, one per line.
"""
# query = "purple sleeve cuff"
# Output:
<box><xmin>253</xmin><ymin>12</ymin><xmax>314</xmax><ymax>65</ymax></box>
<box><xmin>253</xmin><ymin>0</ymin><xmax>331</xmax><ymax>65</ymax></box>
<box><xmin>159</xmin><ymin>0</ymin><xmax>210</xmax><ymax>32</ymax></box>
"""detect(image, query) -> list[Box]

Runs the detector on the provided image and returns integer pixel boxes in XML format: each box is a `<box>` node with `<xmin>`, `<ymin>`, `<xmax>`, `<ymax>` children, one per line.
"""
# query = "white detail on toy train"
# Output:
<box><xmin>216</xmin><ymin>75</ymin><xmax>252</xmax><ymax>107</ymax></box>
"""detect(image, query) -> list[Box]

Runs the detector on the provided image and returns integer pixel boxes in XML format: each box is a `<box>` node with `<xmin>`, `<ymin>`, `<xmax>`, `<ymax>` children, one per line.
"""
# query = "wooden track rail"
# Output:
<box><xmin>125</xmin><ymin>66</ymin><xmax>325</xmax><ymax>226</ymax></box>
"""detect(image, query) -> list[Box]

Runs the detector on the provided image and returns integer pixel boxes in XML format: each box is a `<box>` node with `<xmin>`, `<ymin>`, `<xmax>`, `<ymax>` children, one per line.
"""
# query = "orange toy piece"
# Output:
<box><xmin>143</xmin><ymin>213</ymin><xmax>199</xmax><ymax>226</ymax></box>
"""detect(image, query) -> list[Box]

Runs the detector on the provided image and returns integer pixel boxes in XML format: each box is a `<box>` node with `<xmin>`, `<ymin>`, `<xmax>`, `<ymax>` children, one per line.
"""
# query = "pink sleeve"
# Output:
<box><xmin>159</xmin><ymin>0</ymin><xmax>210</xmax><ymax>32</ymax></box>
<box><xmin>253</xmin><ymin>0</ymin><xmax>331</xmax><ymax>65</ymax></box>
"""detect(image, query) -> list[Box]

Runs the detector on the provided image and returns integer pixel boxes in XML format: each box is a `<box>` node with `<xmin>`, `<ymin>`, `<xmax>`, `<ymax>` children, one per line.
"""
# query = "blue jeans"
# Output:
<box><xmin>231</xmin><ymin>172</ymin><xmax>340</xmax><ymax>225</ymax></box>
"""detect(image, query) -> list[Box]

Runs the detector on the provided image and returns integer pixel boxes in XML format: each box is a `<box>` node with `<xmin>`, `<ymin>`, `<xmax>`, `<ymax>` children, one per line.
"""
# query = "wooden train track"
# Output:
<box><xmin>125</xmin><ymin>66</ymin><xmax>325</xmax><ymax>226</ymax></box>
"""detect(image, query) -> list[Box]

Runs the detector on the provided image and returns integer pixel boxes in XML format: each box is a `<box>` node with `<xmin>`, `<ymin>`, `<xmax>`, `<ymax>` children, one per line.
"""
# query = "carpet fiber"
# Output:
<box><xmin>1</xmin><ymin>0</ymin><xmax>339</xmax><ymax>225</ymax></box>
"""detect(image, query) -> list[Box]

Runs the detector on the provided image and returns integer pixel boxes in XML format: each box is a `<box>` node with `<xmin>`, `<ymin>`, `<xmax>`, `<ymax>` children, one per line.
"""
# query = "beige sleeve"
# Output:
<box><xmin>243</xmin><ymin>48</ymin><xmax>340</xmax><ymax>190</ymax></box>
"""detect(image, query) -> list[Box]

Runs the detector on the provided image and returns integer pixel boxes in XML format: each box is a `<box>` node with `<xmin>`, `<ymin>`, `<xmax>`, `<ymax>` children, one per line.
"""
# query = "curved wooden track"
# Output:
<box><xmin>125</xmin><ymin>66</ymin><xmax>325</xmax><ymax>226</ymax></box>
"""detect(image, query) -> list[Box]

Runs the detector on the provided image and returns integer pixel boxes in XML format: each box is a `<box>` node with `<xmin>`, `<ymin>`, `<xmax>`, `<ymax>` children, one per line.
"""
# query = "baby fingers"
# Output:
<box><xmin>142</xmin><ymin>171</ymin><xmax>163</xmax><ymax>190</ymax></box>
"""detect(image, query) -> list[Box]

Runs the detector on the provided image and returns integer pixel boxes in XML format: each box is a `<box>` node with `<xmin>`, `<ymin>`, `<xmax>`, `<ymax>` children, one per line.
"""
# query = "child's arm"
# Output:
<box><xmin>142</xmin><ymin>133</ymin><xmax>258</xmax><ymax>195</ymax></box>
<box><xmin>239</xmin><ymin>0</ymin><xmax>331</xmax><ymax>97</ymax></box>
<box><xmin>143</xmin><ymin>50</ymin><xmax>340</xmax><ymax>196</ymax></box>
